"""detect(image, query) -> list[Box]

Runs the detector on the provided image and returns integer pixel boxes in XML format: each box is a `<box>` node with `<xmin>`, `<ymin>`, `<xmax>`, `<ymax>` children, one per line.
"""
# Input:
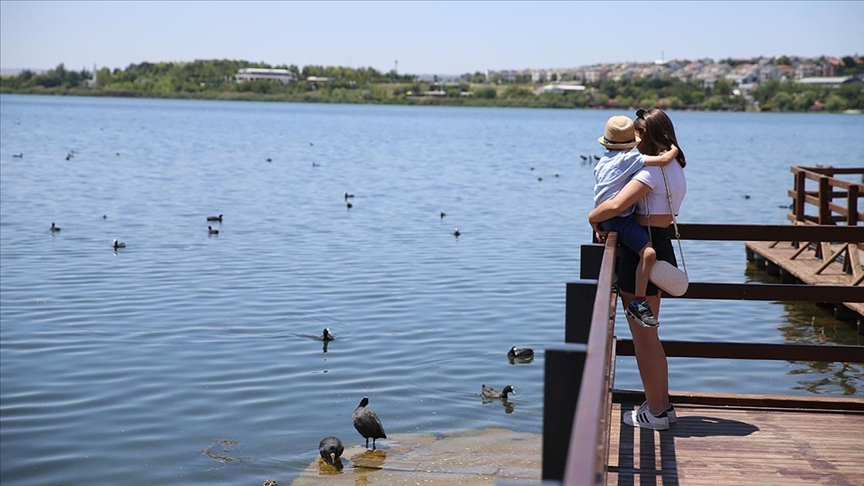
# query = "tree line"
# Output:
<box><xmin>1</xmin><ymin>59</ymin><xmax>862</xmax><ymax>113</ymax></box>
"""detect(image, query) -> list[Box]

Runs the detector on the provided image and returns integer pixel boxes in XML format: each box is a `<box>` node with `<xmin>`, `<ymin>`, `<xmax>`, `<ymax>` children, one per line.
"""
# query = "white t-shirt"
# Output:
<box><xmin>633</xmin><ymin>160</ymin><xmax>687</xmax><ymax>216</ymax></box>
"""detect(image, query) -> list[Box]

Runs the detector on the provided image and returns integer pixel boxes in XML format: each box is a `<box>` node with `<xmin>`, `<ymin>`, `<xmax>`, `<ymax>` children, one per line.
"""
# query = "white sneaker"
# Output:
<box><xmin>636</xmin><ymin>401</ymin><xmax>677</xmax><ymax>423</ymax></box>
<box><xmin>623</xmin><ymin>403</ymin><xmax>670</xmax><ymax>430</ymax></box>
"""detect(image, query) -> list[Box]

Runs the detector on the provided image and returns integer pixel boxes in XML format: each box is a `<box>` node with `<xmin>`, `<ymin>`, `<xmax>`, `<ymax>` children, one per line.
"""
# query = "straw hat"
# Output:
<box><xmin>597</xmin><ymin>115</ymin><xmax>640</xmax><ymax>150</ymax></box>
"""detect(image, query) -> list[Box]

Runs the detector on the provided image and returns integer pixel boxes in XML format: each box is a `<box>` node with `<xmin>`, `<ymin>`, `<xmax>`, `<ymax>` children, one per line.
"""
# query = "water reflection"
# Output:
<box><xmin>316</xmin><ymin>457</ymin><xmax>344</xmax><ymax>474</ymax></box>
<box><xmin>481</xmin><ymin>397</ymin><xmax>516</xmax><ymax>414</ymax></box>
<box><xmin>745</xmin><ymin>265</ymin><xmax>863</xmax><ymax>395</ymax></box>
<box><xmin>349</xmin><ymin>449</ymin><xmax>386</xmax><ymax>470</ymax></box>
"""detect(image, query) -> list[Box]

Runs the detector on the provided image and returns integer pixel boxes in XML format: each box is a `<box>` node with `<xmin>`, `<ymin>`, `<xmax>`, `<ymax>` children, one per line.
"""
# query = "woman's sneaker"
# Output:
<box><xmin>636</xmin><ymin>401</ymin><xmax>677</xmax><ymax>423</ymax></box>
<box><xmin>625</xmin><ymin>300</ymin><xmax>659</xmax><ymax>327</ymax></box>
<box><xmin>623</xmin><ymin>405</ymin><xmax>669</xmax><ymax>430</ymax></box>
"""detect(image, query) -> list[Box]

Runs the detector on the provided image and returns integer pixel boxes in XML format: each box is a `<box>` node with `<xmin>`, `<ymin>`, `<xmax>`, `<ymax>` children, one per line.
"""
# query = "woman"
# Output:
<box><xmin>587</xmin><ymin>108</ymin><xmax>687</xmax><ymax>430</ymax></box>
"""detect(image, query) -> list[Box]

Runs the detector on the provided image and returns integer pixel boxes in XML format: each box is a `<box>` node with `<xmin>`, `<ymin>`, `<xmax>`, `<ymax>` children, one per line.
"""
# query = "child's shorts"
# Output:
<box><xmin>615</xmin><ymin>226</ymin><xmax>678</xmax><ymax>296</ymax></box>
<box><xmin>600</xmin><ymin>215</ymin><xmax>649</xmax><ymax>254</ymax></box>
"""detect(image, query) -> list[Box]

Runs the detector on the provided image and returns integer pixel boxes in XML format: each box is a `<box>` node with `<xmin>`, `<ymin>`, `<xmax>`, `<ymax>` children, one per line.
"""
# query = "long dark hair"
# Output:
<box><xmin>634</xmin><ymin>108</ymin><xmax>686</xmax><ymax>168</ymax></box>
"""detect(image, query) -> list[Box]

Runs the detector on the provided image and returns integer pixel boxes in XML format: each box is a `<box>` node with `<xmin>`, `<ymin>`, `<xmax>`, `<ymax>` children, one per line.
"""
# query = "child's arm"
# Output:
<box><xmin>643</xmin><ymin>144</ymin><xmax>678</xmax><ymax>166</ymax></box>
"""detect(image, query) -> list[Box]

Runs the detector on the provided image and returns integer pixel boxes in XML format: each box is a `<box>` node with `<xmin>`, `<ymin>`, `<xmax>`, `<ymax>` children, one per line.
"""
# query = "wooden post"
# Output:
<box><xmin>819</xmin><ymin>176</ymin><xmax>831</xmax><ymax>225</ymax></box>
<box><xmin>794</xmin><ymin>169</ymin><xmax>806</xmax><ymax>223</ymax></box>
<box><xmin>542</xmin><ymin>343</ymin><xmax>588</xmax><ymax>482</ymax></box>
<box><xmin>848</xmin><ymin>184</ymin><xmax>859</xmax><ymax>226</ymax></box>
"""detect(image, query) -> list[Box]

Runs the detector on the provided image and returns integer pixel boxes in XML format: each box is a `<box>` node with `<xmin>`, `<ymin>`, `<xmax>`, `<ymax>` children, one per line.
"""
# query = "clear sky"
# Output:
<box><xmin>1</xmin><ymin>1</ymin><xmax>862</xmax><ymax>74</ymax></box>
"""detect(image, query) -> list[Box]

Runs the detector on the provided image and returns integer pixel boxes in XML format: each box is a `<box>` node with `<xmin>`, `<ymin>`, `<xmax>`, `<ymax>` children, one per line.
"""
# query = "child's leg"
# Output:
<box><xmin>635</xmin><ymin>243</ymin><xmax>656</xmax><ymax>298</ymax></box>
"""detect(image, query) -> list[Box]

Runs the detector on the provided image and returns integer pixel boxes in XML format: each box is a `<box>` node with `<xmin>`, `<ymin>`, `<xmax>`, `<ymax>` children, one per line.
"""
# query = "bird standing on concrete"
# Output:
<box><xmin>352</xmin><ymin>397</ymin><xmax>387</xmax><ymax>449</ymax></box>
<box><xmin>318</xmin><ymin>436</ymin><xmax>344</xmax><ymax>464</ymax></box>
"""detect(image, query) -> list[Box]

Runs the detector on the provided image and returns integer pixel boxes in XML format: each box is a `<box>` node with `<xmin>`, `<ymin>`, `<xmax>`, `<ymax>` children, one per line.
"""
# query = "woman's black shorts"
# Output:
<box><xmin>614</xmin><ymin>226</ymin><xmax>678</xmax><ymax>296</ymax></box>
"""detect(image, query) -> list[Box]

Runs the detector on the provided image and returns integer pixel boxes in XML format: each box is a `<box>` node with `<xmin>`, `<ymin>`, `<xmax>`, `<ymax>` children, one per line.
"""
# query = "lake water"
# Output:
<box><xmin>1</xmin><ymin>94</ymin><xmax>862</xmax><ymax>485</ymax></box>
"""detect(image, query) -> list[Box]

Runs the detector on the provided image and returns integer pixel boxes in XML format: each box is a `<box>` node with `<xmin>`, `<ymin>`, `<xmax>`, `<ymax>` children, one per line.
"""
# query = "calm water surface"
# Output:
<box><xmin>1</xmin><ymin>95</ymin><xmax>862</xmax><ymax>485</ymax></box>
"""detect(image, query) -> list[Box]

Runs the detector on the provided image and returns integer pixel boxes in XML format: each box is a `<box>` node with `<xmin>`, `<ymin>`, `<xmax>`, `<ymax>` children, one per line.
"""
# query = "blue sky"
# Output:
<box><xmin>1</xmin><ymin>1</ymin><xmax>862</xmax><ymax>74</ymax></box>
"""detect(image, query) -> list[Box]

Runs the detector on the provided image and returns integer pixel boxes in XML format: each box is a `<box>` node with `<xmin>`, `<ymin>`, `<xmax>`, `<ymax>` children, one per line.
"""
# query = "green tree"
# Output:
<box><xmin>824</xmin><ymin>94</ymin><xmax>847</xmax><ymax>112</ymax></box>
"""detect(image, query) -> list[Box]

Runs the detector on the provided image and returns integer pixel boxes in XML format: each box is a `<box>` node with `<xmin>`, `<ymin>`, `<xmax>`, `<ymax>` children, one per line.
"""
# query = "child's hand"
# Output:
<box><xmin>590</xmin><ymin>222</ymin><xmax>608</xmax><ymax>242</ymax></box>
<box><xmin>667</xmin><ymin>144</ymin><xmax>679</xmax><ymax>157</ymax></box>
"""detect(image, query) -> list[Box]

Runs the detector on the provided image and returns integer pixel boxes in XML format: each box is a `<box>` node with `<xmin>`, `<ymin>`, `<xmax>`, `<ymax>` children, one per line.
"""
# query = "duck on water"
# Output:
<box><xmin>481</xmin><ymin>384</ymin><xmax>515</xmax><ymax>400</ymax></box>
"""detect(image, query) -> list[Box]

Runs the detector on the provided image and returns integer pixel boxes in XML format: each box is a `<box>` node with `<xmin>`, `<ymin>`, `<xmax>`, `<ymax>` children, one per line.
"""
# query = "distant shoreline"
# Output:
<box><xmin>3</xmin><ymin>87</ymin><xmax>862</xmax><ymax>114</ymax></box>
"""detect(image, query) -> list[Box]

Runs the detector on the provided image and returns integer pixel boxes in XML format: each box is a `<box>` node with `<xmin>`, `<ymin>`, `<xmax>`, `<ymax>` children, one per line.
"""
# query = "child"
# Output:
<box><xmin>592</xmin><ymin>115</ymin><xmax>678</xmax><ymax>327</ymax></box>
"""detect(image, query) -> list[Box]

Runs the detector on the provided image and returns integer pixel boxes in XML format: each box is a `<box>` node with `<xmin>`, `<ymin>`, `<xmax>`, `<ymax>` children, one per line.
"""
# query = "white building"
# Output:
<box><xmin>235</xmin><ymin>68</ymin><xmax>296</xmax><ymax>84</ymax></box>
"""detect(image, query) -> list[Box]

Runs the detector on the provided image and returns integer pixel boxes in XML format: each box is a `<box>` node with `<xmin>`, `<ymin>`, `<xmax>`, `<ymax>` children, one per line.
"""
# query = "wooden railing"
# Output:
<box><xmin>789</xmin><ymin>166</ymin><xmax>863</xmax><ymax>226</ymax></box>
<box><xmin>533</xmin><ymin>223</ymin><xmax>864</xmax><ymax>486</ymax></box>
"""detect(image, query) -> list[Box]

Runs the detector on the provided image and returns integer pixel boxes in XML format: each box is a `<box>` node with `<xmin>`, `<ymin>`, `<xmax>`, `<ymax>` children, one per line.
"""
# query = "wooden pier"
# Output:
<box><xmin>745</xmin><ymin>166</ymin><xmax>864</xmax><ymax>324</ymax></box>
<box><xmin>505</xmin><ymin>219</ymin><xmax>864</xmax><ymax>486</ymax></box>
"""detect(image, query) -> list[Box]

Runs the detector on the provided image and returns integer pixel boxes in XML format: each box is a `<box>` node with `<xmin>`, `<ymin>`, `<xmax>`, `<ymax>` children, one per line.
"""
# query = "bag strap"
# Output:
<box><xmin>660</xmin><ymin>166</ymin><xmax>687</xmax><ymax>275</ymax></box>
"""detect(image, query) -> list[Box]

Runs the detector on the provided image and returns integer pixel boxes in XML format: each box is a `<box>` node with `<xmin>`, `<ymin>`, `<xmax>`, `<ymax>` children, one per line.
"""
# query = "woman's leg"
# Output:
<box><xmin>621</xmin><ymin>291</ymin><xmax>669</xmax><ymax>414</ymax></box>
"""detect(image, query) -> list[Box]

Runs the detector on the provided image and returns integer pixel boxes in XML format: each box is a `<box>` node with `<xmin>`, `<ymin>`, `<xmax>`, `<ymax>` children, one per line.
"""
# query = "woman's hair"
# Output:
<box><xmin>635</xmin><ymin>108</ymin><xmax>686</xmax><ymax>168</ymax></box>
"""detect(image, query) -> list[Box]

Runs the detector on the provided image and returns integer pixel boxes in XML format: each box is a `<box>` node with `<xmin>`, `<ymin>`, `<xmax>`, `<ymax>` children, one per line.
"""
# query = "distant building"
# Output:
<box><xmin>235</xmin><ymin>68</ymin><xmax>296</xmax><ymax>84</ymax></box>
<box><xmin>537</xmin><ymin>82</ymin><xmax>586</xmax><ymax>95</ymax></box>
<box><xmin>797</xmin><ymin>75</ymin><xmax>863</xmax><ymax>87</ymax></box>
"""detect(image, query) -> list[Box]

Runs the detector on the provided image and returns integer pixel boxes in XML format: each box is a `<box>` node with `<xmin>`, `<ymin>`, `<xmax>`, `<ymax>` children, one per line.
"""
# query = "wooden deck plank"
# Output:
<box><xmin>746</xmin><ymin>240</ymin><xmax>864</xmax><ymax>318</ymax></box>
<box><xmin>607</xmin><ymin>402</ymin><xmax>864</xmax><ymax>486</ymax></box>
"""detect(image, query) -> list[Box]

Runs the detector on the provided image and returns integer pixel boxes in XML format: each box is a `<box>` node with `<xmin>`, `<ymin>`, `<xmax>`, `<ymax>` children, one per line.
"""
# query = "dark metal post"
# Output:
<box><xmin>542</xmin><ymin>343</ymin><xmax>588</xmax><ymax>482</ymax></box>
<box><xmin>566</xmin><ymin>282</ymin><xmax>596</xmax><ymax>345</ymax></box>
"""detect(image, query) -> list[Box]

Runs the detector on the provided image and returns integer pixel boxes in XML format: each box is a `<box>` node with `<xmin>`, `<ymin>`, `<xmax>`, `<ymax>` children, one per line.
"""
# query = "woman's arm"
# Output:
<box><xmin>588</xmin><ymin>178</ymin><xmax>652</xmax><ymax>223</ymax></box>
<box><xmin>643</xmin><ymin>144</ymin><xmax>678</xmax><ymax>167</ymax></box>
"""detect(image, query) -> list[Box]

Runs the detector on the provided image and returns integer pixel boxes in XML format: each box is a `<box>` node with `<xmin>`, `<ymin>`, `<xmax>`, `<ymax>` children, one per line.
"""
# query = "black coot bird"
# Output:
<box><xmin>508</xmin><ymin>346</ymin><xmax>534</xmax><ymax>360</ymax></box>
<box><xmin>206</xmin><ymin>214</ymin><xmax>223</xmax><ymax>222</ymax></box>
<box><xmin>318</xmin><ymin>436</ymin><xmax>344</xmax><ymax>464</ymax></box>
<box><xmin>352</xmin><ymin>397</ymin><xmax>386</xmax><ymax>449</ymax></box>
<box><xmin>50</xmin><ymin>222</ymin><xmax>61</xmax><ymax>232</ymax></box>
<box><xmin>113</xmin><ymin>239</ymin><xmax>126</xmax><ymax>250</ymax></box>
<box><xmin>481</xmin><ymin>384</ymin><xmax>515</xmax><ymax>400</ymax></box>
<box><xmin>321</xmin><ymin>328</ymin><xmax>334</xmax><ymax>341</ymax></box>
<box><xmin>208</xmin><ymin>226</ymin><xmax>219</xmax><ymax>235</ymax></box>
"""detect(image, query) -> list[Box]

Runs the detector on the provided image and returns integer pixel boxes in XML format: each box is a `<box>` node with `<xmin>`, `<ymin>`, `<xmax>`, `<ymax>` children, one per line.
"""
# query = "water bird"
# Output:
<box><xmin>208</xmin><ymin>226</ymin><xmax>219</xmax><ymax>235</ymax></box>
<box><xmin>580</xmin><ymin>155</ymin><xmax>588</xmax><ymax>161</ymax></box>
<box><xmin>344</xmin><ymin>192</ymin><xmax>354</xmax><ymax>201</ymax></box>
<box><xmin>538</xmin><ymin>177</ymin><xmax>543</xmax><ymax>182</ymax></box>
<box><xmin>508</xmin><ymin>347</ymin><xmax>534</xmax><ymax>360</ymax></box>
<box><xmin>318</xmin><ymin>436</ymin><xmax>344</xmax><ymax>464</ymax></box>
<box><xmin>116</xmin><ymin>152</ymin><xmax>120</xmax><ymax>156</ymax></box>
<box><xmin>440</xmin><ymin>210</ymin><xmax>446</xmax><ymax>220</ymax></box>
<box><xmin>346</xmin><ymin>201</ymin><xmax>353</xmax><ymax>209</ymax></box>
<box><xmin>593</xmin><ymin>155</ymin><xmax>600</xmax><ymax>161</ymax></box>
<box><xmin>103</xmin><ymin>214</ymin><xmax>107</xmax><ymax>219</ymax></box>
<box><xmin>321</xmin><ymin>328</ymin><xmax>335</xmax><ymax>341</ymax></box>
<box><xmin>481</xmin><ymin>384</ymin><xmax>515</xmax><ymax>400</ymax></box>
<box><xmin>50</xmin><ymin>222</ymin><xmax>61</xmax><ymax>232</ymax></box>
<box><xmin>530</xmin><ymin>167</ymin><xmax>535</xmax><ymax>171</ymax></box>
<box><xmin>206</xmin><ymin>214</ymin><xmax>223</xmax><ymax>222</ymax></box>
<box><xmin>312</xmin><ymin>162</ymin><xmax>321</xmax><ymax>167</ymax></box>
<box><xmin>266</xmin><ymin>158</ymin><xmax>272</xmax><ymax>162</ymax></box>
<box><xmin>65</xmin><ymin>154</ymin><xmax>72</xmax><ymax>161</ymax></box>
<box><xmin>744</xmin><ymin>194</ymin><xmax>751</xmax><ymax>199</ymax></box>
<box><xmin>453</xmin><ymin>228</ymin><xmax>461</xmax><ymax>238</ymax></box>
<box><xmin>113</xmin><ymin>239</ymin><xmax>126</xmax><ymax>250</ymax></box>
<box><xmin>352</xmin><ymin>397</ymin><xmax>386</xmax><ymax>449</ymax></box>
<box><xmin>13</xmin><ymin>153</ymin><xmax>23</xmax><ymax>158</ymax></box>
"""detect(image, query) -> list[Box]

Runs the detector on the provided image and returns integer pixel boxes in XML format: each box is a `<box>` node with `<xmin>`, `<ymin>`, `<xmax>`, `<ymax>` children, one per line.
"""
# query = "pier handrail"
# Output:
<box><xmin>540</xmin><ymin>222</ymin><xmax>864</xmax><ymax>486</ymax></box>
<box><xmin>789</xmin><ymin>166</ymin><xmax>863</xmax><ymax>226</ymax></box>
<box><xmin>563</xmin><ymin>234</ymin><xmax>618</xmax><ymax>486</ymax></box>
